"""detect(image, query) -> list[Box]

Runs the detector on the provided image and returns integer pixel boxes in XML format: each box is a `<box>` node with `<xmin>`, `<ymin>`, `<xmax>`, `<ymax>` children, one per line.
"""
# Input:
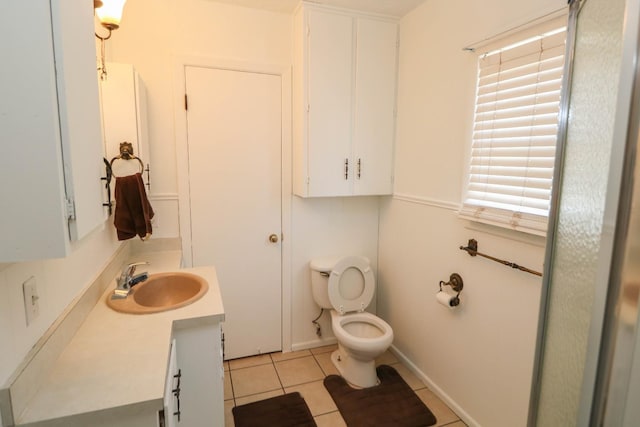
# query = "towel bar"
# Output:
<box><xmin>459</xmin><ymin>239</ymin><xmax>542</xmax><ymax>277</ymax></box>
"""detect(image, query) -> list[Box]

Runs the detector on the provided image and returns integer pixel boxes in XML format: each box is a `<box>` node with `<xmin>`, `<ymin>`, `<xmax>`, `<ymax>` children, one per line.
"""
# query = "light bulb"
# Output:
<box><xmin>96</xmin><ymin>0</ymin><xmax>127</xmax><ymax>30</ymax></box>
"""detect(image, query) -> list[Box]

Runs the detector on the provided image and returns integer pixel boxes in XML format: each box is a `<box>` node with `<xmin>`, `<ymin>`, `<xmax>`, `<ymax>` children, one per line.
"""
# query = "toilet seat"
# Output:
<box><xmin>328</xmin><ymin>256</ymin><xmax>375</xmax><ymax>314</ymax></box>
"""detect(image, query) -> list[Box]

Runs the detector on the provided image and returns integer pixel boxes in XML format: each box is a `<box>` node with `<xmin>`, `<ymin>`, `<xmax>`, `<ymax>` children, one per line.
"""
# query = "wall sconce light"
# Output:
<box><xmin>94</xmin><ymin>0</ymin><xmax>127</xmax><ymax>80</ymax></box>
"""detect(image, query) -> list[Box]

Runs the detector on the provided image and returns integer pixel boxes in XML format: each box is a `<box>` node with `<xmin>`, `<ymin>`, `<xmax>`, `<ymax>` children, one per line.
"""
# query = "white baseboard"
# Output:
<box><xmin>291</xmin><ymin>337</ymin><xmax>338</xmax><ymax>352</ymax></box>
<box><xmin>389</xmin><ymin>344</ymin><xmax>481</xmax><ymax>427</ymax></box>
<box><xmin>292</xmin><ymin>338</ymin><xmax>480</xmax><ymax>426</ymax></box>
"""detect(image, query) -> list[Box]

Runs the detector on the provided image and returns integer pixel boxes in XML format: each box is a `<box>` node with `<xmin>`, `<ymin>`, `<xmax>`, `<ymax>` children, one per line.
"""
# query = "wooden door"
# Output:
<box><xmin>185</xmin><ymin>66</ymin><xmax>282</xmax><ymax>359</ymax></box>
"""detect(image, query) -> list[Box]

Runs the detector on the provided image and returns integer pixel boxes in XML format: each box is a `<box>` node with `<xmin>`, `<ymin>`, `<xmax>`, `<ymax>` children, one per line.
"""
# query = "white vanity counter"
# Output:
<box><xmin>15</xmin><ymin>251</ymin><xmax>225</xmax><ymax>426</ymax></box>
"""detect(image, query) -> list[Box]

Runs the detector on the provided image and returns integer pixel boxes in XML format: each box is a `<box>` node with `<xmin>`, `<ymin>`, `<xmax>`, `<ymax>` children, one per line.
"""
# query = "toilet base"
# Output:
<box><xmin>330</xmin><ymin>345</ymin><xmax>380</xmax><ymax>388</ymax></box>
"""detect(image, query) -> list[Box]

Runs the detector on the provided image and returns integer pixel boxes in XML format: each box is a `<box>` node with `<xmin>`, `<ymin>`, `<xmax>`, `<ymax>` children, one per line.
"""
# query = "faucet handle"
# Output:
<box><xmin>127</xmin><ymin>261</ymin><xmax>149</xmax><ymax>275</ymax></box>
<box><xmin>120</xmin><ymin>261</ymin><xmax>150</xmax><ymax>280</ymax></box>
<box><xmin>127</xmin><ymin>261</ymin><xmax>149</xmax><ymax>269</ymax></box>
<box><xmin>114</xmin><ymin>262</ymin><xmax>150</xmax><ymax>299</ymax></box>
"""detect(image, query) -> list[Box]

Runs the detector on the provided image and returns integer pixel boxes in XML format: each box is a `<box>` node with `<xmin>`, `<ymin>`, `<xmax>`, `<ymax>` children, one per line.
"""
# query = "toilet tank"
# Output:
<box><xmin>310</xmin><ymin>257</ymin><xmax>339</xmax><ymax>309</ymax></box>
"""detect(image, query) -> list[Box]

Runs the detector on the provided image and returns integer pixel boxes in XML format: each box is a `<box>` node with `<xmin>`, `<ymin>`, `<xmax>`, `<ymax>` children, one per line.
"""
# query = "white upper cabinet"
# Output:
<box><xmin>293</xmin><ymin>4</ymin><xmax>399</xmax><ymax>197</ymax></box>
<box><xmin>353</xmin><ymin>18</ymin><xmax>399</xmax><ymax>195</ymax></box>
<box><xmin>0</xmin><ymin>1</ymin><xmax>104</xmax><ymax>262</ymax></box>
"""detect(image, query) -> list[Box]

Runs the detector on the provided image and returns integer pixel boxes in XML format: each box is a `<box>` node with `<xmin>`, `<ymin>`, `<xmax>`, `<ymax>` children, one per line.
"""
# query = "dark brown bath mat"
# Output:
<box><xmin>324</xmin><ymin>365</ymin><xmax>437</xmax><ymax>427</ymax></box>
<box><xmin>232</xmin><ymin>392</ymin><xmax>317</xmax><ymax>427</ymax></box>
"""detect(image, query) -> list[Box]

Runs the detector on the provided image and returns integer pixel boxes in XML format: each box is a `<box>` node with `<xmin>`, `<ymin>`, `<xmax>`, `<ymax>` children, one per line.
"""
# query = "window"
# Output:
<box><xmin>460</xmin><ymin>17</ymin><xmax>567</xmax><ymax>236</ymax></box>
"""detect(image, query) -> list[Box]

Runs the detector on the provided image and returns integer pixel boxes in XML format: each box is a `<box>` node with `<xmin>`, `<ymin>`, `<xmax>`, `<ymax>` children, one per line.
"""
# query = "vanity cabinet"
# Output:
<box><xmin>293</xmin><ymin>4</ymin><xmax>399</xmax><ymax>197</ymax></box>
<box><xmin>163</xmin><ymin>322</ymin><xmax>224</xmax><ymax>426</ymax></box>
<box><xmin>1</xmin><ymin>1</ymin><xmax>104</xmax><ymax>262</ymax></box>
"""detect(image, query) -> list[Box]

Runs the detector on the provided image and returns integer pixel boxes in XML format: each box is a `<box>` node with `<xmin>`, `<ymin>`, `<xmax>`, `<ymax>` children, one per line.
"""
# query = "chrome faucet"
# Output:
<box><xmin>112</xmin><ymin>262</ymin><xmax>150</xmax><ymax>299</ymax></box>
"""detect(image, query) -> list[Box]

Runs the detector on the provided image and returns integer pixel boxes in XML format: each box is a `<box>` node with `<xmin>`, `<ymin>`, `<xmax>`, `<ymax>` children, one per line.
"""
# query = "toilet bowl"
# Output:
<box><xmin>310</xmin><ymin>256</ymin><xmax>394</xmax><ymax>388</ymax></box>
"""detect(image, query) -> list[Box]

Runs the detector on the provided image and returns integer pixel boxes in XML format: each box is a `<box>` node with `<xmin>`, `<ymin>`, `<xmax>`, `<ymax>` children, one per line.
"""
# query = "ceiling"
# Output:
<box><xmin>206</xmin><ymin>0</ymin><xmax>428</xmax><ymax>18</ymax></box>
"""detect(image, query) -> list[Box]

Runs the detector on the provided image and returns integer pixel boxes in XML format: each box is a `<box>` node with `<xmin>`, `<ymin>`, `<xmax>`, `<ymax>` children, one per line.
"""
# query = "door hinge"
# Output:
<box><xmin>65</xmin><ymin>198</ymin><xmax>76</xmax><ymax>220</ymax></box>
<box><xmin>184</xmin><ymin>94</ymin><xmax>188</xmax><ymax>111</ymax></box>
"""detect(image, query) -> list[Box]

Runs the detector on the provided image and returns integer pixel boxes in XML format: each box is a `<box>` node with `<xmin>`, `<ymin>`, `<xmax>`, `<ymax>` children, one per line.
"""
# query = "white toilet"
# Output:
<box><xmin>310</xmin><ymin>256</ymin><xmax>394</xmax><ymax>388</ymax></box>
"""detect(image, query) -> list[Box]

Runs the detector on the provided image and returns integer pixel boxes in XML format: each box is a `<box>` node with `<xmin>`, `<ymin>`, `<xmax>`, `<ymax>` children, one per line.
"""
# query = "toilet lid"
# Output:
<box><xmin>328</xmin><ymin>256</ymin><xmax>375</xmax><ymax>314</ymax></box>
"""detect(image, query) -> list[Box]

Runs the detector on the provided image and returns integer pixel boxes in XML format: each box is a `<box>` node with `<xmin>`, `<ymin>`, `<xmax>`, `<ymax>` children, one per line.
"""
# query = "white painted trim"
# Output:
<box><xmin>392</xmin><ymin>193</ymin><xmax>547</xmax><ymax>248</ymax></box>
<box><xmin>298</xmin><ymin>0</ymin><xmax>400</xmax><ymax>22</ymax></box>
<box><xmin>173</xmin><ymin>59</ymin><xmax>192</xmax><ymax>268</ymax></box>
<box><xmin>389</xmin><ymin>344</ymin><xmax>481</xmax><ymax>427</ymax></box>
<box><xmin>148</xmin><ymin>193</ymin><xmax>178</xmax><ymax>202</ymax></box>
<box><xmin>392</xmin><ymin>193</ymin><xmax>460</xmax><ymax>211</ymax></box>
<box><xmin>281</xmin><ymin>66</ymin><xmax>293</xmax><ymax>353</ymax></box>
<box><xmin>172</xmin><ymin>55</ymin><xmax>293</xmax><ymax>354</ymax></box>
<box><xmin>291</xmin><ymin>337</ymin><xmax>338</xmax><ymax>352</ymax></box>
<box><xmin>462</xmin><ymin>6</ymin><xmax>569</xmax><ymax>51</ymax></box>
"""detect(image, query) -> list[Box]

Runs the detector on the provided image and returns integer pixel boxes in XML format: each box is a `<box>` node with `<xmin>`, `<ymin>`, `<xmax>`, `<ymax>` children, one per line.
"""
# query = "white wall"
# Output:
<box><xmin>0</xmin><ymin>226</ymin><xmax>121</xmax><ymax>386</ymax></box>
<box><xmin>290</xmin><ymin>196</ymin><xmax>381</xmax><ymax>348</ymax></box>
<box><xmin>109</xmin><ymin>0</ymin><xmax>293</xmax><ymax>197</ymax></box>
<box><xmin>378</xmin><ymin>0</ymin><xmax>566</xmax><ymax>426</ymax></box>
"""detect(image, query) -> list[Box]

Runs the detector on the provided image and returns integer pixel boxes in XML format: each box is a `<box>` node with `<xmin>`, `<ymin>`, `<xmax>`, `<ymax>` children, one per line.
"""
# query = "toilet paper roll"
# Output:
<box><xmin>436</xmin><ymin>291</ymin><xmax>457</xmax><ymax>309</ymax></box>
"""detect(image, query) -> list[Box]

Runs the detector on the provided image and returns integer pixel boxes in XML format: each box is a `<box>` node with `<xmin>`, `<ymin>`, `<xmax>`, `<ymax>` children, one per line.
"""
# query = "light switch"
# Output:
<box><xmin>23</xmin><ymin>276</ymin><xmax>40</xmax><ymax>326</ymax></box>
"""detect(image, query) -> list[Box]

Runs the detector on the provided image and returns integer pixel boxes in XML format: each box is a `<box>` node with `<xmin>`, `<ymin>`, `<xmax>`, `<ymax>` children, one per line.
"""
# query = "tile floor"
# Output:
<box><xmin>224</xmin><ymin>344</ymin><xmax>467</xmax><ymax>426</ymax></box>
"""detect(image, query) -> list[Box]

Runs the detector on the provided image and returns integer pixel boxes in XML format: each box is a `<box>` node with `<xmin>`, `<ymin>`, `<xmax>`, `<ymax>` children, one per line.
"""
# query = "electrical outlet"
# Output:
<box><xmin>23</xmin><ymin>276</ymin><xmax>40</xmax><ymax>326</ymax></box>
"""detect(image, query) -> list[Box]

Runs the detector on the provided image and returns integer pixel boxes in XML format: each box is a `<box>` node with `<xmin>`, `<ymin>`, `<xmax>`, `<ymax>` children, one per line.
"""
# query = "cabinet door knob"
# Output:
<box><xmin>269</xmin><ymin>234</ymin><xmax>279</xmax><ymax>243</ymax></box>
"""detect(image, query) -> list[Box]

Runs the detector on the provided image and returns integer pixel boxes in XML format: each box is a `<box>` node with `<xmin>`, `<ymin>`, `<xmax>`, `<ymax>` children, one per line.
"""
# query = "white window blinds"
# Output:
<box><xmin>460</xmin><ymin>17</ymin><xmax>567</xmax><ymax>236</ymax></box>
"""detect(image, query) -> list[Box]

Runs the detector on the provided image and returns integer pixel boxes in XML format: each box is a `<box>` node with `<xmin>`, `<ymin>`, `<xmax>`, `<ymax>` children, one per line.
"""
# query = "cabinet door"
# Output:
<box><xmin>101</xmin><ymin>64</ymin><xmax>140</xmax><ymax>163</ymax></box>
<box><xmin>173</xmin><ymin>323</ymin><xmax>223</xmax><ymax>426</ymax></box>
<box><xmin>0</xmin><ymin>0</ymin><xmax>104</xmax><ymax>261</ymax></box>
<box><xmin>100</xmin><ymin>63</ymin><xmax>150</xmax><ymax>179</ymax></box>
<box><xmin>164</xmin><ymin>340</ymin><xmax>179</xmax><ymax>427</ymax></box>
<box><xmin>353</xmin><ymin>18</ymin><xmax>398</xmax><ymax>195</ymax></box>
<box><xmin>307</xmin><ymin>10</ymin><xmax>354</xmax><ymax>196</ymax></box>
<box><xmin>1</xmin><ymin>1</ymin><xmax>69</xmax><ymax>261</ymax></box>
<box><xmin>52</xmin><ymin>0</ymin><xmax>105</xmax><ymax>242</ymax></box>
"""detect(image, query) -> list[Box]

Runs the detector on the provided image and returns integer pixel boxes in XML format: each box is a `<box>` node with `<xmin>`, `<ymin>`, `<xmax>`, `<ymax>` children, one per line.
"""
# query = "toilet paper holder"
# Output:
<box><xmin>439</xmin><ymin>273</ymin><xmax>464</xmax><ymax>306</ymax></box>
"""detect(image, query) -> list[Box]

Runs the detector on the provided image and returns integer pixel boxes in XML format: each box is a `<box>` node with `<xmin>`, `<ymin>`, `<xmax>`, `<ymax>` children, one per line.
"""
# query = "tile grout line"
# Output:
<box><xmin>226</xmin><ymin>350</ymin><xmax>463</xmax><ymax>427</ymax></box>
<box><xmin>268</xmin><ymin>353</ymin><xmax>287</xmax><ymax>395</ymax></box>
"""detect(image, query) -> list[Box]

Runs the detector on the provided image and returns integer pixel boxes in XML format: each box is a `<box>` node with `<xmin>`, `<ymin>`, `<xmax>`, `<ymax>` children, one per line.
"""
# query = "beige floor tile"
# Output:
<box><xmin>228</xmin><ymin>353</ymin><xmax>272</xmax><ymax>370</ymax></box>
<box><xmin>270</xmin><ymin>349</ymin><xmax>312</xmax><ymax>362</ymax></box>
<box><xmin>390</xmin><ymin>362</ymin><xmax>426</xmax><ymax>390</ymax></box>
<box><xmin>310</xmin><ymin>344</ymin><xmax>338</xmax><ymax>355</ymax></box>
<box><xmin>415</xmin><ymin>388</ymin><xmax>460</xmax><ymax>426</ymax></box>
<box><xmin>230</xmin><ymin>364</ymin><xmax>282</xmax><ymax>397</ymax></box>
<box><xmin>375</xmin><ymin>349</ymin><xmax>398</xmax><ymax>366</ymax></box>
<box><xmin>314</xmin><ymin>410</ymin><xmax>347</xmax><ymax>427</ymax></box>
<box><xmin>284</xmin><ymin>380</ymin><xmax>337</xmax><ymax>416</ymax></box>
<box><xmin>224</xmin><ymin>373</ymin><xmax>233</xmax><ymax>401</ymax></box>
<box><xmin>224</xmin><ymin>400</ymin><xmax>235</xmax><ymax>427</ymax></box>
<box><xmin>314</xmin><ymin>352</ymin><xmax>339</xmax><ymax>376</ymax></box>
<box><xmin>224</xmin><ymin>344</ymin><xmax>461</xmax><ymax>427</ymax></box>
<box><xmin>234</xmin><ymin>389</ymin><xmax>284</xmax><ymax>406</ymax></box>
<box><xmin>275</xmin><ymin>355</ymin><xmax>324</xmax><ymax>387</ymax></box>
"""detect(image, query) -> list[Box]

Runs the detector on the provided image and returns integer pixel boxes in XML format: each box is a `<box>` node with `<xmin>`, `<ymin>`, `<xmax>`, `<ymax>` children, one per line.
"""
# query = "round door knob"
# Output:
<box><xmin>269</xmin><ymin>234</ymin><xmax>279</xmax><ymax>243</ymax></box>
